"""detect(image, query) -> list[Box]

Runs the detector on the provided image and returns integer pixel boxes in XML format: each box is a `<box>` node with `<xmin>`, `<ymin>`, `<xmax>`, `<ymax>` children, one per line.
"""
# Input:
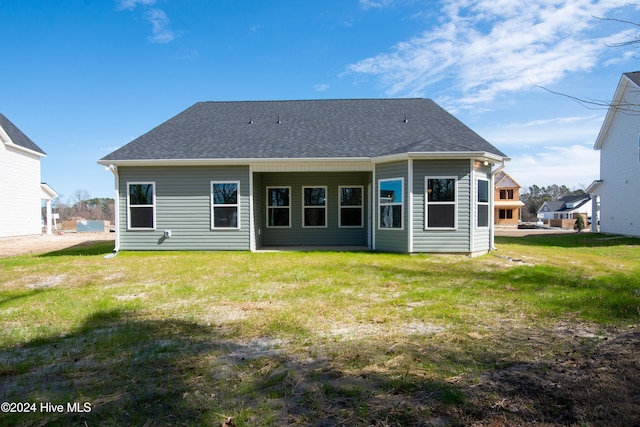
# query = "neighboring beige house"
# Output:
<box><xmin>0</xmin><ymin>114</ymin><xmax>56</xmax><ymax>237</ymax></box>
<box><xmin>494</xmin><ymin>170</ymin><xmax>524</xmax><ymax>228</ymax></box>
<box><xmin>588</xmin><ymin>71</ymin><xmax>640</xmax><ymax>236</ymax></box>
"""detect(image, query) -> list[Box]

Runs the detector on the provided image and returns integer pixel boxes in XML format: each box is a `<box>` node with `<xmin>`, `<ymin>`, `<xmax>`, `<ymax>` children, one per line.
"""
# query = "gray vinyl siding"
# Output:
<box><xmin>472</xmin><ymin>163</ymin><xmax>492</xmax><ymax>253</ymax></box>
<box><xmin>374</xmin><ymin>161</ymin><xmax>409</xmax><ymax>253</ymax></box>
<box><xmin>258</xmin><ymin>172</ymin><xmax>370</xmax><ymax>247</ymax></box>
<box><xmin>118</xmin><ymin>166</ymin><xmax>251</xmax><ymax>251</ymax></box>
<box><xmin>412</xmin><ymin>160</ymin><xmax>471</xmax><ymax>253</ymax></box>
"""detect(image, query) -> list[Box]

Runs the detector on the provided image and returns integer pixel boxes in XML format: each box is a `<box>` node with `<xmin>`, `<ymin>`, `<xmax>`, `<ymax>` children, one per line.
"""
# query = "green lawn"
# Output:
<box><xmin>1</xmin><ymin>234</ymin><xmax>639</xmax><ymax>426</ymax></box>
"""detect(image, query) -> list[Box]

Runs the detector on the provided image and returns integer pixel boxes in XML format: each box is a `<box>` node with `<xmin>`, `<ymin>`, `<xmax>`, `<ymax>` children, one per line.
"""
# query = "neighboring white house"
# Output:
<box><xmin>0</xmin><ymin>114</ymin><xmax>54</xmax><ymax>238</ymax></box>
<box><xmin>537</xmin><ymin>195</ymin><xmax>592</xmax><ymax>221</ymax></box>
<box><xmin>587</xmin><ymin>71</ymin><xmax>640</xmax><ymax>237</ymax></box>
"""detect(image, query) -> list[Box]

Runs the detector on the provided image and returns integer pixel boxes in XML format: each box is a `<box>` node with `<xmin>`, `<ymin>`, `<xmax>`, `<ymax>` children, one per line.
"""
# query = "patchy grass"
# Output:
<box><xmin>0</xmin><ymin>234</ymin><xmax>639</xmax><ymax>426</ymax></box>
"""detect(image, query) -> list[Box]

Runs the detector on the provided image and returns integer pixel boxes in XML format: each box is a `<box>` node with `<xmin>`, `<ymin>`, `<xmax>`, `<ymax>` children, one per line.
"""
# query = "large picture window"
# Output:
<box><xmin>379</xmin><ymin>178</ymin><xmax>403</xmax><ymax>229</ymax></box>
<box><xmin>303</xmin><ymin>187</ymin><xmax>327</xmax><ymax>227</ymax></box>
<box><xmin>425</xmin><ymin>177</ymin><xmax>456</xmax><ymax>229</ymax></box>
<box><xmin>339</xmin><ymin>186</ymin><xmax>363</xmax><ymax>227</ymax></box>
<box><xmin>211</xmin><ymin>181</ymin><xmax>239</xmax><ymax>229</ymax></box>
<box><xmin>477</xmin><ymin>179</ymin><xmax>489</xmax><ymax>228</ymax></box>
<box><xmin>128</xmin><ymin>182</ymin><xmax>155</xmax><ymax>230</ymax></box>
<box><xmin>267</xmin><ymin>187</ymin><xmax>291</xmax><ymax>227</ymax></box>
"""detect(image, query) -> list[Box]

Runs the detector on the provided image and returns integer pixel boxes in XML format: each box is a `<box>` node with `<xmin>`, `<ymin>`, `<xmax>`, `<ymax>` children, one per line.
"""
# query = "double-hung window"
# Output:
<box><xmin>425</xmin><ymin>177</ymin><xmax>456</xmax><ymax>229</ymax></box>
<box><xmin>500</xmin><ymin>189</ymin><xmax>514</xmax><ymax>200</ymax></box>
<box><xmin>499</xmin><ymin>209</ymin><xmax>513</xmax><ymax>219</ymax></box>
<box><xmin>211</xmin><ymin>181</ymin><xmax>240</xmax><ymax>229</ymax></box>
<box><xmin>267</xmin><ymin>187</ymin><xmax>291</xmax><ymax>227</ymax></box>
<box><xmin>339</xmin><ymin>186</ymin><xmax>364</xmax><ymax>227</ymax></box>
<box><xmin>303</xmin><ymin>187</ymin><xmax>327</xmax><ymax>227</ymax></box>
<box><xmin>378</xmin><ymin>178</ymin><xmax>403</xmax><ymax>229</ymax></box>
<box><xmin>128</xmin><ymin>182</ymin><xmax>155</xmax><ymax>230</ymax></box>
<box><xmin>477</xmin><ymin>179</ymin><xmax>489</xmax><ymax>228</ymax></box>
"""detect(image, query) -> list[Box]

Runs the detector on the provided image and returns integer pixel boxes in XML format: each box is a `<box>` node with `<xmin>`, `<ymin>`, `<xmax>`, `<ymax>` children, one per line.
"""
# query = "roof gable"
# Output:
<box><xmin>100</xmin><ymin>99</ymin><xmax>507</xmax><ymax>163</ymax></box>
<box><xmin>495</xmin><ymin>170</ymin><xmax>521</xmax><ymax>188</ymax></box>
<box><xmin>0</xmin><ymin>114</ymin><xmax>46</xmax><ymax>156</ymax></box>
<box><xmin>594</xmin><ymin>72</ymin><xmax>640</xmax><ymax>150</ymax></box>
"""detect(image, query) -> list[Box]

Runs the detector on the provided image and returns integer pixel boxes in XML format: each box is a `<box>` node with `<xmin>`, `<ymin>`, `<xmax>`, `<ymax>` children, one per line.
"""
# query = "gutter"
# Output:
<box><xmin>104</xmin><ymin>165</ymin><xmax>120</xmax><ymax>258</ymax></box>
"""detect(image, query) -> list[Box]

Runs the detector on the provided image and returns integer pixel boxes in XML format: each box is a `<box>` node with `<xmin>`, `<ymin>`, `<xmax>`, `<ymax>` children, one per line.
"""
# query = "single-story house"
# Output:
<box><xmin>537</xmin><ymin>195</ymin><xmax>592</xmax><ymax>226</ymax></box>
<box><xmin>98</xmin><ymin>99</ymin><xmax>509</xmax><ymax>254</ymax></box>
<box><xmin>0</xmin><ymin>113</ymin><xmax>56</xmax><ymax>237</ymax></box>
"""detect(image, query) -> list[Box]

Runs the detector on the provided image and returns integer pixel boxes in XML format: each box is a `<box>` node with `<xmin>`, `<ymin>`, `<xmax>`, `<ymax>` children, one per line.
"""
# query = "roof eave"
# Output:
<box><xmin>98</xmin><ymin>152</ymin><xmax>509</xmax><ymax>167</ymax></box>
<box><xmin>2</xmin><ymin>140</ymin><xmax>47</xmax><ymax>158</ymax></box>
<box><xmin>586</xmin><ymin>179</ymin><xmax>602</xmax><ymax>193</ymax></box>
<box><xmin>372</xmin><ymin>151</ymin><xmax>508</xmax><ymax>163</ymax></box>
<box><xmin>97</xmin><ymin>157</ymin><xmax>372</xmax><ymax>167</ymax></box>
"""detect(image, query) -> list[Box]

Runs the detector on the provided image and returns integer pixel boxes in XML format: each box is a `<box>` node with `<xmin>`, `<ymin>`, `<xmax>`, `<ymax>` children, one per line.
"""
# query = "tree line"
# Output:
<box><xmin>520</xmin><ymin>184</ymin><xmax>586</xmax><ymax>222</ymax></box>
<box><xmin>51</xmin><ymin>190</ymin><xmax>115</xmax><ymax>222</ymax></box>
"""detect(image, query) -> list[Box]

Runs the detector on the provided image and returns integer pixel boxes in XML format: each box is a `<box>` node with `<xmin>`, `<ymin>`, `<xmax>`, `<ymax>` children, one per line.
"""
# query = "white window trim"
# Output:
<box><xmin>266</xmin><ymin>186</ymin><xmax>292</xmax><ymax>228</ymax></box>
<box><xmin>424</xmin><ymin>176</ymin><xmax>457</xmax><ymax>231</ymax></box>
<box><xmin>211</xmin><ymin>181</ymin><xmax>240</xmax><ymax>230</ymax></box>
<box><xmin>477</xmin><ymin>178</ymin><xmax>490</xmax><ymax>229</ymax></box>
<box><xmin>302</xmin><ymin>186</ymin><xmax>328</xmax><ymax>228</ymax></box>
<box><xmin>378</xmin><ymin>177</ymin><xmax>404</xmax><ymax>230</ymax></box>
<box><xmin>338</xmin><ymin>185</ymin><xmax>364</xmax><ymax>228</ymax></box>
<box><xmin>127</xmin><ymin>181</ymin><xmax>156</xmax><ymax>231</ymax></box>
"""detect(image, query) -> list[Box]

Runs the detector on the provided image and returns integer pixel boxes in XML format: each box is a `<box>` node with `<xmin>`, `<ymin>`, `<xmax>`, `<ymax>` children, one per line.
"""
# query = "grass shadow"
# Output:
<box><xmin>1</xmin><ymin>307</ymin><xmax>638</xmax><ymax>426</ymax></box>
<box><xmin>37</xmin><ymin>240</ymin><xmax>115</xmax><ymax>257</ymax></box>
<box><xmin>495</xmin><ymin>232</ymin><xmax>640</xmax><ymax>248</ymax></box>
<box><xmin>0</xmin><ymin>309</ymin><xmax>463</xmax><ymax>426</ymax></box>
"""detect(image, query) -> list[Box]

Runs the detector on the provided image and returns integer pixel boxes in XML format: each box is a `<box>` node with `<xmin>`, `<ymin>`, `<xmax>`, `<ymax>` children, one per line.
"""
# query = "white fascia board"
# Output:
<box><xmin>2</xmin><ymin>139</ymin><xmax>46</xmax><ymax>158</ymax></box>
<box><xmin>372</xmin><ymin>151</ymin><xmax>508</xmax><ymax>164</ymax></box>
<box><xmin>40</xmin><ymin>183</ymin><xmax>59</xmax><ymax>199</ymax></box>
<box><xmin>97</xmin><ymin>157</ymin><xmax>373</xmax><ymax>171</ymax></box>
<box><xmin>594</xmin><ymin>74</ymin><xmax>636</xmax><ymax>150</ymax></box>
<box><xmin>1</xmin><ymin>125</ymin><xmax>46</xmax><ymax>158</ymax></box>
<box><xmin>586</xmin><ymin>179</ymin><xmax>602</xmax><ymax>194</ymax></box>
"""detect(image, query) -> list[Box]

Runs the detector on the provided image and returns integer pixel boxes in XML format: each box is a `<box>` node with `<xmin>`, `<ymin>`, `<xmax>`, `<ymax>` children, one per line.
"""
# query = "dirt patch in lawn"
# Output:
<box><xmin>0</xmin><ymin>233</ymin><xmax>114</xmax><ymax>258</ymax></box>
<box><xmin>459</xmin><ymin>325</ymin><xmax>640</xmax><ymax>426</ymax></box>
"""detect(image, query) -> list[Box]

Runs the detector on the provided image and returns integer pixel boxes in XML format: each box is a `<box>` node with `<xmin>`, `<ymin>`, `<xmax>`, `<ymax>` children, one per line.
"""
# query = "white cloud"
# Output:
<box><xmin>506</xmin><ymin>144</ymin><xmax>600</xmax><ymax>190</ymax></box>
<box><xmin>314</xmin><ymin>83</ymin><xmax>330</xmax><ymax>92</ymax></box>
<box><xmin>115</xmin><ymin>0</ymin><xmax>175</xmax><ymax>44</ymax></box>
<box><xmin>347</xmin><ymin>0</ymin><xmax>635</xmax><ymax>108</ymax></box>
<box><xmin>360</xmin><ymin>0</ymin><xmax>393</xmax><ymax>10</ymax></box>
<box><xmin>115</xmin><ymin>0</ymin><xmax>156</xmax><ymax>11</ymax></box>
<box><xmin>477</xmin><ymin>114</ymin><xmax>603</xmax><ymax>189</ymax></box>
<box><xmin>144</xmin><ymin>8</ymin><xmax>175</xmax><ymax>43</ymax></box>
<box><xmin>482</xmin><ymin>114</ymin><xmax>604</xmax><ymax>147</ymax></box>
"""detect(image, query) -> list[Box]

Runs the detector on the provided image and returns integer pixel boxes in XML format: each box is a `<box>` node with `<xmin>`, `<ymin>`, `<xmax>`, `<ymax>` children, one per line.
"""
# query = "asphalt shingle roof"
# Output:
<box><xmin>101</xmin><ymin>99</ymin><xmax>506</xmax><ymax>162</ymax></box>
<box><xmin>0</xmin><ymin>114</ymin><xmax>46</xmax><ymax>155</ymax></box>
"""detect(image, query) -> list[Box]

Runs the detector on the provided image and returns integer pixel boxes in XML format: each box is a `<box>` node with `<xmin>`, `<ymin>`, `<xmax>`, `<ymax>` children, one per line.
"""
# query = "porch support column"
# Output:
<box><xmin>45</xmin><ymin>199</ymin><xmax>53</xmax><ymax>235</ymax></box>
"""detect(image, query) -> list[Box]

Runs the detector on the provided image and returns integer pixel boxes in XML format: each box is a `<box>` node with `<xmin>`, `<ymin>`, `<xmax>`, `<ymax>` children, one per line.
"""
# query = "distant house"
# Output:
<box><xmin>493</xmin><ymin>170</ymin><xmax>524</xmax><ymax>228</ymax></box>
<box><xmin>98</xmin><ymin>99</ymin><xmax>509</xmax><ymax>254</ymax></box>
<box><xmin>588</xmin><ymin>71</ymin><xmax>640</xmax><ymax>237</ymax></box>
<box><xmin>0</xmin><ymin>114</ymin><xmax>57</xmax><ymax>237</ymax></box>
<box><xmin>537</xmin><ymin>195</ymin><xmax>592</xmax><ymax>228</ymax></box>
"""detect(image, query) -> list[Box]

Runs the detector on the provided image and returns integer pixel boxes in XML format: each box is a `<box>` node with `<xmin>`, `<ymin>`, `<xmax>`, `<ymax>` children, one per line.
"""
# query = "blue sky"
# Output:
<box><xmin>1</xmin><ymin>0</ymin><xmax>638</xmax><ymax>201</ymax></box>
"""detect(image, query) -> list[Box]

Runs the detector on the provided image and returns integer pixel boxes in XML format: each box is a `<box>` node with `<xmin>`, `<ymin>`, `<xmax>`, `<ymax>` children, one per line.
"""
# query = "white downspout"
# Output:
<box><xmin>105</xmin><ymin>165</ymin><xmax>120</xmax><ymax>258</ymax></box>
<box><xmin>490</xmin><ymin>160</ymin><xmax>506</xmax><ymax>251</ymax></box>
